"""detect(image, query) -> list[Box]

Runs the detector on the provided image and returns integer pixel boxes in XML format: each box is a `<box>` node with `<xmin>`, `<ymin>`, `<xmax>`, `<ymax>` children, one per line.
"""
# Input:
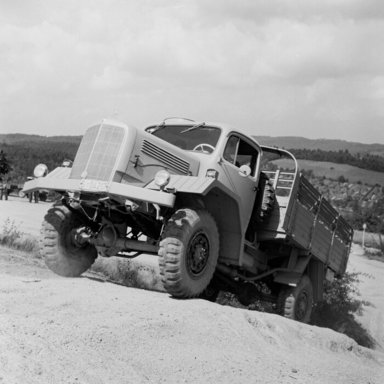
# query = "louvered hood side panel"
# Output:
<box><xmin>141</xmin><ymin>140</ymin><xmax>190</xmax><ymax>175</ymax></box>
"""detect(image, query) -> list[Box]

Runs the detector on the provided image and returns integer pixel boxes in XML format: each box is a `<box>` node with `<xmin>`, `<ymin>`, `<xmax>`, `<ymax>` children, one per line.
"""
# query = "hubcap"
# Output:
<box><xmin>187</xmin><ymin>232</ymin><xmax>210</xmax><ymax>276</ymax></box>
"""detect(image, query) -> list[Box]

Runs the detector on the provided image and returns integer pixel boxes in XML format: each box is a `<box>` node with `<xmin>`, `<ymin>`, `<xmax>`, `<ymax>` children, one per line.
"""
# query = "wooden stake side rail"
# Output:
<box><xmin>257</xmin><ymin>172</ymin><xmax>353</xmax><ymax>275</ymax></box>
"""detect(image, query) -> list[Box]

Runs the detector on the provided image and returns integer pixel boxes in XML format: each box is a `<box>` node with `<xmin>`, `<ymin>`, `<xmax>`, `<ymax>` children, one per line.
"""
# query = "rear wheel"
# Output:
<box><xmin>40</xmin><ymin>203</ymin><xmax>97</xmax><ymax>277</ymax></box>
<box><xmin>277</xmin><ymin>275</ymin><xmax>313</xmax><ymax>323</ymax></box>
<box><xmin>159</xmin><ymin>208</ymin><xmax>219</xmax><ymax>298</ymax></box>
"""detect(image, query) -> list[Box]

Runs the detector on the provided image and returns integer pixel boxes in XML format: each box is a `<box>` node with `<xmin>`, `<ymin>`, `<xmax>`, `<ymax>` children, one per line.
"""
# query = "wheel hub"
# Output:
<box><xmin>187</xmin><ymin>232</ymin><xmax>210</xmax><ymax>276</ymax></box>
<box><xmin>295</xmin><ymin>291</ymin><xmax>308</xmax><ymax>320</ymax></box>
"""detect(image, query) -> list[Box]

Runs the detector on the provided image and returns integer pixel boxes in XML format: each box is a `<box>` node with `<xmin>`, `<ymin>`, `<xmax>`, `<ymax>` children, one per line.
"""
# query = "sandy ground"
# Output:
<box><xmin>347</xmin><ymin>247</ymin><xmax>384</xmax><ymax>351</ymax></box>
<box><xmin>1</xmin><ymin>197</ymin><xmax>384</xmax><ymax>383</ymax></box>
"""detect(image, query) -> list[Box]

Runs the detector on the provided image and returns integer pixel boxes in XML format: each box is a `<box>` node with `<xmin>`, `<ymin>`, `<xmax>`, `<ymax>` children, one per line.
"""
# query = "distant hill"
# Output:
<box><xmin>254</xmin><ymin>136</ymin><xmax>384</xmax><ymax>157</ymax></box>
<box><xmin>274</xmin><ymin>159</ymin><xmax>384</xmax><ymax>186</ymax></box>
<box><xmin>1</xmin><ymin>133</ymin><xmax>383</xmax><ymax>156</ymax></box>
<box><xmin>0</xmin><ymin>133</ymin><xmax>82</xmax><ymax>145</ymax></box>
<box><xmin>1</xmin><ymin>133</ymin><xmax>384</xmax><ymax>185</ymax></box>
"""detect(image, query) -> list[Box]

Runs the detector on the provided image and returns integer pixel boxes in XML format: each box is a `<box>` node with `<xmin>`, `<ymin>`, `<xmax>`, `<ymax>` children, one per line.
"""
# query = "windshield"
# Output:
<box><xmin>146</xmin><ymin>125</ymin><xmax>221</xmax><ymax>153</ymax></box>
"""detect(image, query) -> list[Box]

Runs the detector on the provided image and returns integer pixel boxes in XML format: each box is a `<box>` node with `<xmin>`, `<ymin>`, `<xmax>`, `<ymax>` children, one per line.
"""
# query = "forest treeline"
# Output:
<box><xmin>0</xmin><ymin>141</ymin><xmax>80</xmax><ymax>183</ymax></box>
<box><xmin>289</xmin><ymin>148</ymin><xmax>384</xmax><ymax>172</ymax></box>
<box><xmin>1</xmin><ymin>139</ymin><xmax>384</xmax><ymax>183</ymax></box>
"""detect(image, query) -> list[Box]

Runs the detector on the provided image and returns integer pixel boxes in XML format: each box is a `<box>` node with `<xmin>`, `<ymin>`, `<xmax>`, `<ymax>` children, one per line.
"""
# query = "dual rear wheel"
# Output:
<box><xmin>277</xmin><ymin>275</ymin><xmax>314</xmax><ymax>323</ymax></box>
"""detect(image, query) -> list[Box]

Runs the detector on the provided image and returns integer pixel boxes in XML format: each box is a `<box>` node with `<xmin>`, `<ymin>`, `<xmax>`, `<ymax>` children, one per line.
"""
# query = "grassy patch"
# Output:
<box><xmin>0</xmin><ymin>218</ymin><xmax>40</xmax><ymax>255</ymax></box>
<box><xmin>273</xmin><ymin>159</ymin><xmax>384</xmax><ymax>185</ymax></box>
<box><xmin>311</xmin><ymin>272</ymin><xmax>376</xmax><ymax>349</ymax></box>
<box><xmin>353</xmin><ymin>231</ymin><xmax>384</xmax><ymax>261</ymax></box>
<box><xmin>90</xmin><ymin>256</ymin><xmax>164</xmax><ymax>292</ymax></box>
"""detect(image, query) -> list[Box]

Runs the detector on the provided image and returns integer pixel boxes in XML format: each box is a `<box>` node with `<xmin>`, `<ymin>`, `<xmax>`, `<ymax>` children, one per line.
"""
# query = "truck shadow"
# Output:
<box><xmin>310</xmin><ymin>304</ymin><xmax>377</xmax><ymax>350</ymax></box>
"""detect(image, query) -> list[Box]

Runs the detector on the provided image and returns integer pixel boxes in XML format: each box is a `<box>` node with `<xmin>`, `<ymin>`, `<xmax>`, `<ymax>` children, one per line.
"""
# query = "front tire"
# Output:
<box><xmin>159</xmin><ymin>209</ymin><xmax>219</xmax><ymax>298</ymax></box>
<box><xmin>40</xmin><ymin>204</ymin><xmax>97</xmax><ymax>277</ymax></box>
<box><xmin>277</xmin><ymin>275</ymin><xmax>313</xmax><ymax>323</ymax></box>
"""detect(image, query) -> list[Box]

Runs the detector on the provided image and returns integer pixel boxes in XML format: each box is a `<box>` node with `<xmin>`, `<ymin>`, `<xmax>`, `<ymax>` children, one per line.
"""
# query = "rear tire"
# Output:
<box><xmin>159</xmin><ymin>208</ymin><xmax>219</xmax><ymax>298</ymax></box>
<box><xmin>277</xmin><ymin>275</ymin><xmax>313</xmax><ymax>323</ymax></box>
<box><xmin>41</xmin><ymin>203</ymin><xmax>97</xmax><ymax>277</ymax></box>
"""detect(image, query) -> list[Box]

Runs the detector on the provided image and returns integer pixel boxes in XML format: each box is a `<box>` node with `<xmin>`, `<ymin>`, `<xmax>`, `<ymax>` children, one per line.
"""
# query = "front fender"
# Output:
<box><xmin>146</xmin><ymin>175</ymin><xmax>218</xmax><ymax>195</ymax></box>
<box><xmin>22</xmin><ymin>167</ymin><xmax>176</xmax><ymax>207</ymax></box>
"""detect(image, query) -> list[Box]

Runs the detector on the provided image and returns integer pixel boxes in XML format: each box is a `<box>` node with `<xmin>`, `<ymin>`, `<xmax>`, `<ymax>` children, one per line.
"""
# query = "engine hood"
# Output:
<box><xmin>118</xmin><ymin>128</ymin><xmax>201</xmax><ymax>186</ymax></box>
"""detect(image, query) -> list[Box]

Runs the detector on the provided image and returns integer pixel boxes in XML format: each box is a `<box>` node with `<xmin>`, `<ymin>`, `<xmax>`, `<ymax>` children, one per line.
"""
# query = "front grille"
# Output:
<box><xmin>141</xmin><ymin>140</ymin><xmax>190</xmax><ymax>175</ymax></box>
<box><xmin>70</xmin><ymin>124</ymin><xmax>125</xmax><ymax>181</ymax></box>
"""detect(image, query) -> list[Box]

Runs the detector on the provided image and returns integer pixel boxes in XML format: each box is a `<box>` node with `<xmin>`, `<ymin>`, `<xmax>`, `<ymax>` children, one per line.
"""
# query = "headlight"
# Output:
<box><xmin>33</xmin><ymin>163</ymin><xmax>48</xmax><ymax>178</ymax></box>
<box><xmin>154</xmin><ymin>170</ymin><xmax>170</xmax><ymax>188</ymax></box>
<box><xmin>206</xmin><ymin>169</ymin><xmax>219</xmax><ymax>179</ymax></box>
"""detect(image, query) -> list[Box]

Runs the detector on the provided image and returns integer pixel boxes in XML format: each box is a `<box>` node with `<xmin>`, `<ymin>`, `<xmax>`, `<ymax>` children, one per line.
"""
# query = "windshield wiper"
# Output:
<box><xmin>180</xmin><ymin>122</ymin><xmax>206</xmax><ymax>134</ymax></box>
<box><xmin>147</xmin><ymin>121</ymin><xmax>166</xmax><ymax>134</ymax></box>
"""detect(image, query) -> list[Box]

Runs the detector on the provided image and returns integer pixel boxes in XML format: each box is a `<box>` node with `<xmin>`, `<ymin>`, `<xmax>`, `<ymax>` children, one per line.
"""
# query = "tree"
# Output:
<box><xmin>0</xmin><ymin>150</ymin><xmax>10</xmax><ymax>178</ymax></box>
<box><xmin>338</xmin><ymin>175</ymin><xmax>348</xmax><ymax>183</ymax></box>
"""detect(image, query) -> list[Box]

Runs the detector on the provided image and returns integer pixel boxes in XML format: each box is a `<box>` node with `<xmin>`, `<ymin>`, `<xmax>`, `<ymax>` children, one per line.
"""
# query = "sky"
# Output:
<box><xmin>0</xmin><ymin>0</ymin><xmax>383</xmax><ymax>144</ymax></box>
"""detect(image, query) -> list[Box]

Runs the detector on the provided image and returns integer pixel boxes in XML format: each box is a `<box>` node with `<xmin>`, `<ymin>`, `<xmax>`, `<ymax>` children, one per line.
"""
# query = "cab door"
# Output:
<box><xmin>218</xmin><ymin>134</ymin><xmax>261</xmax><ymax>233</ymax></box>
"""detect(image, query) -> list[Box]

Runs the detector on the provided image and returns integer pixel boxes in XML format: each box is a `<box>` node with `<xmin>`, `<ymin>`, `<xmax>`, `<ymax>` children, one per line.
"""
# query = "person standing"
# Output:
<box><xmin>29</xmin><ymin>190</ymin><xmax>39</xmax><ymax>203</ymax></box>
<box><xmin>0</xmin><ymin>179</ymin><xmax>8</xmax><ymax>200</ymax></box>
<box><xmin>4</xmin><ymin>181</ymin><xmax>8</xmax><ymax>200</ymax></box>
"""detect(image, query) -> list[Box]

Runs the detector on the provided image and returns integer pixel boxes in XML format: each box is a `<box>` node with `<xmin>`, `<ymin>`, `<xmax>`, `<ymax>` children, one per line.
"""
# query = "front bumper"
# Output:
<box><xmin>22</xmin><ymin>175</ymin><xmax>176</xmax><ymax>207</ymax></box>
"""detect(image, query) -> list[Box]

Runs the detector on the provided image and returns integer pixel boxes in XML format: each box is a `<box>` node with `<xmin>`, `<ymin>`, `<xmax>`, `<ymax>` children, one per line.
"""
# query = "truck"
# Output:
<box><xmin>23</xmin><ymin>118</ymin><xmax>353</xmax><ymax>323</ymax></box>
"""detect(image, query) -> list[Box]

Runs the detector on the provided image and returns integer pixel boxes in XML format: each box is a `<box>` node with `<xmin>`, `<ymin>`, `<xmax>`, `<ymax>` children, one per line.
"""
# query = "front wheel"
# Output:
<box><xmin>159</xmin><ymin>208</ymin><xmax>219</xmax><ymax>298</ymax></box>
<box><xmin>40</xmin><ymin>203</ymin><xmax>97</xmax><ymax>277</ymax></box>
<box><xmin>277</xmin><ymin>275</ymin><xmax>314</xmax><ymax>323</ymax></box>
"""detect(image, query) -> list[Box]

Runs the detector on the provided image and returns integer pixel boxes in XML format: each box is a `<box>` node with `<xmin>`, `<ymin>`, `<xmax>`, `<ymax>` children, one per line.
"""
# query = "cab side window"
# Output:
<box><xmin>223</xmin><ymin>136</ymin><xmax>239</xmax><ymax>164</ymax></box>
<box><xmin>223</xmin><ymin>135</ymin><xmax>259</xmax><ymax>176</ymax></box>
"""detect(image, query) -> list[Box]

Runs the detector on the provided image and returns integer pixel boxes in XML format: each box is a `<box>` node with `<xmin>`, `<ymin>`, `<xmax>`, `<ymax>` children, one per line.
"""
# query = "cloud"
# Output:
<box><xmin>194</xmin><ymin>0</ymin><xmax>384</xmax><ymax>22</ymax></box>
<box><xmin>0</xmin><ymin>0</ymin><xmax>383</xmax><ymax>143</ymax></box>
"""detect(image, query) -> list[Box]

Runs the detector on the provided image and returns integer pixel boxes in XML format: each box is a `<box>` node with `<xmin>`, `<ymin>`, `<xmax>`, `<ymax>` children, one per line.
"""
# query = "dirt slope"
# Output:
<box><xmin>347</xmin><ymin>247</ymin><xmax>384</xmax><ymax>351</ymax></box>
<box><xmin>1</xmin><ymin>248</ymin><xmax>383</xmax><ymax>384</ymax></box>
<box><xmin>1</xmin><ymin>198</ymin><xmax>384</xmax><ymax>383</ymax></box>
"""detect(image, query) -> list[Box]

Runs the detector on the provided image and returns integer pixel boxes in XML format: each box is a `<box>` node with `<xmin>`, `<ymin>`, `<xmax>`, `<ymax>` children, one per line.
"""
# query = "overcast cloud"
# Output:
<box><xmin>0</xmin><ymin>0</ymin><xmax>383</xmax><ymax>143</ymax></box>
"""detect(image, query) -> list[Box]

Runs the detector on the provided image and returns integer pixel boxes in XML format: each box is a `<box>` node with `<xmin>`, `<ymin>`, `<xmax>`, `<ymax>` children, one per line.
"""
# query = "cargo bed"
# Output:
<box><xmin>258</xmin><ymin>170</ymin><xmax>353</xmax><ymax>276</ymax></box>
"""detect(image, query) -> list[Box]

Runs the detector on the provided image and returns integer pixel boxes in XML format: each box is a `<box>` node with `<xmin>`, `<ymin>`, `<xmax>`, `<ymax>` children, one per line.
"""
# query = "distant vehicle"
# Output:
<box><xmin>20</xmin><ymin>163</ymin><xmax>63</xmax><ymax>201</ymax></box>
<box><xmin>23</xmin><ymin>118</ymin><xmax>353</xmax><ymax>322</ymax></box>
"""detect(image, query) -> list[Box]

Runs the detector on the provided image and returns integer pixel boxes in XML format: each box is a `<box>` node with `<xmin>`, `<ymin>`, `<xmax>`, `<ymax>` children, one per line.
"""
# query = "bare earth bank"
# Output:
<box><xmin>1</xmin><ymin>198</ymin><xmax>384</xmax><ymax>383</ymax></box>
<box><xmin>1</xmin><ymin>247</ymin><xmax>383</xmax><ymax>384</ymax></box>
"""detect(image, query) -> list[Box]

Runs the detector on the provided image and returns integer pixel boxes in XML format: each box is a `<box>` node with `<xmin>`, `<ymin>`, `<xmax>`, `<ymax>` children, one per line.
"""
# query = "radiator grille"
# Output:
<box><xmin>70</xmin><ymin>124</ymin><xmax>125</xmax><ymax>181</ymax></box>
<box><xmin>141</xmin><ymin>140</ymin><xmax>190</xmax><ymax>175</ymax></box>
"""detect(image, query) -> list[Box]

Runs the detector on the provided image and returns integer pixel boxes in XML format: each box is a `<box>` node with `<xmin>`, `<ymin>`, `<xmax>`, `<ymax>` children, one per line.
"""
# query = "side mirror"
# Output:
<box><xmin>239</xmin><ymin>165</ymin><xmax>252</xmax><ymax>177</ymax></box>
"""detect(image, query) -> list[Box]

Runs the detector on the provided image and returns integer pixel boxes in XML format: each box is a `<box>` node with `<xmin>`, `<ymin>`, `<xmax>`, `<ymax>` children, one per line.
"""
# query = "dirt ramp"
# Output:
<box><xmin>1</xmin><ymin>249</ymin><xmax>383</xmax><ymax>384</ymax></box>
